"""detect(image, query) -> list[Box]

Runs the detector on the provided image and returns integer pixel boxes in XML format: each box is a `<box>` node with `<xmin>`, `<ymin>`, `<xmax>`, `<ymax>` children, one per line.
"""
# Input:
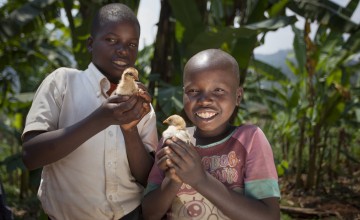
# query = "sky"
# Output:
<box><xmin>137</xmin><ymin>0</ymin><xmax>360</xmax><ymax>55</ymax></box>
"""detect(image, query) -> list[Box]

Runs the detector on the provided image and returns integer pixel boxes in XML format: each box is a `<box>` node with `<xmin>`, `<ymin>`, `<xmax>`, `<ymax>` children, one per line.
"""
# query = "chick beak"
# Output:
<box><xmin>163</xmin><ymin>118</ymin><xmax>169</xmax><ymax>124</ymax></box>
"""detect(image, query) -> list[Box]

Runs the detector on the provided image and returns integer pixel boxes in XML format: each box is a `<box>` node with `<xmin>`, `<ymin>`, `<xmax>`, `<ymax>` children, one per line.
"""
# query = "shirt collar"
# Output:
<box><xmin>85</xmin><ymin>63</ymin><xmax>111</xmax><ymax>98</ymax></box>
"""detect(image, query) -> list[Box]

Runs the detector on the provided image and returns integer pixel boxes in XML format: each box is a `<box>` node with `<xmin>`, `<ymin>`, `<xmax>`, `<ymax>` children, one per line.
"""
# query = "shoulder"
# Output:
<box><xmin>47</xmin><ymin>67</ymin><xmax>82</xmax><ymax>79</ymax></box>
<box><xmin>232</xmin><ymin>124</ymin><xmax>269</xmax><ymax>149</ymax></box>
<box><xmin>233</xmin><ymin>124</ymin><xmax>263</xmax><ymax>136</ymax></box>
<box><xmin>40</xmin><ymin>67</ymin><xmax>86</xmax><ymax>91</ymax></box>
<box><xmin>41</xmin><ymin>67</ymin><xmax>81</xmax><ymax>84</ymax></box>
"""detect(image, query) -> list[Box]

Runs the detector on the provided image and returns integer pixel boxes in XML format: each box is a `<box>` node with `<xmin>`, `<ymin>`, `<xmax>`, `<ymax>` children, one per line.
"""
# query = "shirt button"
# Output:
<box><xmin>96</xmin><ymin>91</ymin><xmax>101</xmax><ymax>96</ymax></box>
<box><xmin>109</xmin><ymin>195</ymin><xmax>113</xmax><ymax>201</ymax></box>
<box><xmin>108</xmin><ymin>131</ymin><xmax>113</xmax><ymax>137</ymax></box>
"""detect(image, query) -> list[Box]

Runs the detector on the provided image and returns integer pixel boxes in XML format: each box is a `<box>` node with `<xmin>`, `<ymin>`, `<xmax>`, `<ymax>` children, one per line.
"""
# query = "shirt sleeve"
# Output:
<box><xmin>22</xmin><ymin>70</ymin><xmax>64</xmax><ymax>138</ymax></box>
<box><xmin>243</xmin><ymin>127</ymin><xmax>280</xmax><ymax>199</ymax></box>
<box><xmin>137</xmin><ymin>105</ymin><xmax>158</xmax><ymax>153</ymax></box>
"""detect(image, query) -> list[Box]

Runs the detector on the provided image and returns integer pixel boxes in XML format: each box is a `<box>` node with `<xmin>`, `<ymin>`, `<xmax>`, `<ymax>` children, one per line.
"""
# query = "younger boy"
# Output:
<box><xmin>142</xmin><ymin>49</ymin><xmax>280</xmax><ymax>220</ymax></box>
<box><xmin>22</xmin><ymin>3</ymin><xmax>158</xmax><ymax>220</ymax></box>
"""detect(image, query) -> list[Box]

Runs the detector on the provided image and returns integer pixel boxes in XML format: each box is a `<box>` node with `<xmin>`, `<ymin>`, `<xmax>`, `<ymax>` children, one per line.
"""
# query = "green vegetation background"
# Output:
<box><xmin>0</xmin><ymin>0</ymin><xmax>359</xmax><ymax>219</ymax></box>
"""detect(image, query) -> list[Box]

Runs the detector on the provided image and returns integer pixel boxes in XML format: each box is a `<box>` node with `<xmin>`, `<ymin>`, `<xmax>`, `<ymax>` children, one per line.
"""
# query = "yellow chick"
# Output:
<box><xmin>115</xmin><ymin>67</ymin><xmax>139</xmax><ymax>95</ymax></box>
<box><xmin>162</xmin><ymin>114</ymin><xmax>191</xmax><ymax>144</ymax></box>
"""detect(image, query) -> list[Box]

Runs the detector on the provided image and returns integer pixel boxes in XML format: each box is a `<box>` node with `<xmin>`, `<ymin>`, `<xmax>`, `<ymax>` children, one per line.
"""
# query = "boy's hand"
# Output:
<box><xmin>119</xmin><ymin>82</ymin><xmax>152</xmax><ymax>130</ymax></box>
<box><xmin>156</xmin><ymin>144</ymin><xmax>182</xmax><ymax>183</ymax></box>
<box><xmin>137</xmin><ymin>82</ymin><xmax>152</xmax><ymax>103</ymax></box>
<box><xmin>165</xmin><ymin>167</ymin><xmax>182</xmax><ymax>183</ymax></box>
<box><xmin>163</xmin><ymin>137</ymin><xmax>206</xmax><ymax>188</ymax></box>
<box><xmin>119</xmin><ymin>99</ymin><xmax>150</xmax><ymax>131</ymax></box>
<box><xmin>100</xmin><ymin>93</ymin><xmax>149</xmax><ymax>129</ymax></box>
<box><xmin>100</xmin><ymin>82</ymin><xmax>152</xmax><ymax>130</ymax></box>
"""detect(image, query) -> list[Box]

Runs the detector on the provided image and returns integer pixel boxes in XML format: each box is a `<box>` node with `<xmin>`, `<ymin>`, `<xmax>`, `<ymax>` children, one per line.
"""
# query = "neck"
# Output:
<box><xmin>107</xmin><ymin>82</ymin><xmax>117</xmax><ymax>96</ymax></box>
<box><xmin>194</xmin><ymin>124</ymin><xmax>235</xmax><ymax>146</ymax></box>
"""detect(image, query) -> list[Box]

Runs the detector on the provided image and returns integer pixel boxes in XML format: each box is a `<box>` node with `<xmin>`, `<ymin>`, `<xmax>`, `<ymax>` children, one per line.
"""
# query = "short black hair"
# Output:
<box><xmin>91</xmin><ymin>3</ymin><xmax>140</xmax><ymax>37</ymax></box>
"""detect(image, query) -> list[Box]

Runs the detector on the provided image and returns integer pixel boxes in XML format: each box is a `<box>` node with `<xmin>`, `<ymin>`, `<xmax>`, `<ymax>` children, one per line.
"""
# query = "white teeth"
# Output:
<box><xmin>114</xmin><ymin>61</ymin><xmax>126</xmax><ymax>66</ymax></box>
<box><xmin>196</xmin><ymin>112</ymin><xmax>216</xmax><ymax>119</ymax></box>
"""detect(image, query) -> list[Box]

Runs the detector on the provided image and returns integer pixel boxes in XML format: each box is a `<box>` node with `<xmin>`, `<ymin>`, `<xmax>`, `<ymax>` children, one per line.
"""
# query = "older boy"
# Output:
<box><xmin>22</xmin><ymin>3</ymin><xmax>157</xmax><ymax>220</ymax></box>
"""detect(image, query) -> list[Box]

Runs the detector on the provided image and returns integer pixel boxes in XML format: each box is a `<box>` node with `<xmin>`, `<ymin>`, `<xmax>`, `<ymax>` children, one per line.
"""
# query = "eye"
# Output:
<box><xmin>129</xmin><ymin>43</ymin><xmax>138</xmax><ymax>48</ymax></box>
<box><xmin>214</xmin><ymin>88</ymin><xmax>225</xmax><ymax>94</ymax></box>
<box><xmin>185</xmin><ymin>89</ymin><xmax>199</xmax><ymax>96</ymax></box>
<box><xmin>106</xmin><ymin>38</ymin><xmax>117</xmax><ymax>44</ymax></box>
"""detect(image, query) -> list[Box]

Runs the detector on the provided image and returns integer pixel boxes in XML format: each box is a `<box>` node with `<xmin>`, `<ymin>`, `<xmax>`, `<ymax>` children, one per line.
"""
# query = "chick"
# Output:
<box><xmin>115</xmin><ymin>67</ymin><xmax>139</xmax><ymax>95</ymax></box>
<box><xmin>162</xmin><ymin>114</ymin><xmax>191</xmax><ymax>144</ymax></box>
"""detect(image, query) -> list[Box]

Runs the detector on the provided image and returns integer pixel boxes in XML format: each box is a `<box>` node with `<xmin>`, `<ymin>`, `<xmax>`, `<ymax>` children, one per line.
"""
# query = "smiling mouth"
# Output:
<box><xmin>195</xmin><ymin>112</ymin><xmax>218</xmax><ymax>119</ymax></box>
<box><xmin>113</xmin><ymin>60</ymin><xmax>127</xmax><ymax>67</ymax></box>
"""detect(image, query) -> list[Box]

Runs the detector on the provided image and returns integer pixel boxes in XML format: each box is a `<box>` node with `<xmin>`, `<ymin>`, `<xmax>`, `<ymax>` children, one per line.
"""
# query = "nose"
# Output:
<box><xmin>115</xmin><ymin>43</ymin><xmax>128</xmax><ymax>56</ymax></box>
<box><xmin>197</xmin><ymin>91</ymin><xmax>213</xmax><ymax>106</ymax></box>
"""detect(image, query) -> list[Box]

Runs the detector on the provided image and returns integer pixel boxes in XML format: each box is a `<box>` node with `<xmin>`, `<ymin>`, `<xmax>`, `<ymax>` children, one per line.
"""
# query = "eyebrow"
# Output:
<box><xmin>103</xmin><ymin>32</ymin><xmax>139</xmax><ymax>39</ymax></box>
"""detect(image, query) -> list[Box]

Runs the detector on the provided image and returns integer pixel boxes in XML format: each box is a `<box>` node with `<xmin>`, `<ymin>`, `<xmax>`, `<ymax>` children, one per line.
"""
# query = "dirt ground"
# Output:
<box><xmin>279</xmin><ymin>173</ymin><xmax>360</xmax><ymax>220</ymax></box>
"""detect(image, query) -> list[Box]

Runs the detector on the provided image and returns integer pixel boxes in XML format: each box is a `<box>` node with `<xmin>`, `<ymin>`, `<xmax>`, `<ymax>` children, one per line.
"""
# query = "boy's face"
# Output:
<box><xmin>183</xmin><ymin>67</ymin><xmax>242</xmax><ymax>138</ymax></box>
<box><xmin>87</xmin><ymin>20</ymin><xmax>140</xmax><ymax>83</ymax></box>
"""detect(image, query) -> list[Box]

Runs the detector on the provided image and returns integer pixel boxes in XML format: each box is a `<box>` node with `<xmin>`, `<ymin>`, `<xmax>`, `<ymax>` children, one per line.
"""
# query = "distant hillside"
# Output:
<box><xmin>254</xmin><ymin>49</ymin><xmax>294</xmax><ymax>77</ymax></box>
<box><xmin>254</xmin><ymin>49</ymin><xmax>360</xmax><ymax>83</ymax></box>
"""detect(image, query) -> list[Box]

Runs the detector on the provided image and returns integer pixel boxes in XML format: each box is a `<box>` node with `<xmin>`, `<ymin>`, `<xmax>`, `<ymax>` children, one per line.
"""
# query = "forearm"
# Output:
<box><xmin>22</xmin><ymin>110</ymin><xmax>109</xmax><ymax>170</ymax></box>
<box><xmin>142</xmin><ymin>178</ymin><xmax>181</xmax><ymax>220</ymax></box>
<box><xmin>122</xmin><ymin>127</ymin><xmax>154</xmax><ymax>186</ymax></box>
<box><xmin>193</xmin><ymin>173</ymin><xmax>280</xmax><ymax>220</ymax></box>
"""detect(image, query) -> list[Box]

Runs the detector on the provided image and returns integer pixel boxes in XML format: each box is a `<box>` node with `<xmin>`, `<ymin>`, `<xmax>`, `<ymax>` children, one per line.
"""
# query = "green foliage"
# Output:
<box><xmin>287</xmin><ymin>0</ymin><xmax>359</xmax><ymax>33</ymax></box>
<box><xmin>259</xmin><ymin>17</ymin><xmax>359</xmax><ymax>189</ymax></box>
<box><xmin>277</xmin><ymin>160</ymin><xmax>289</xmax><ymax>176</ymax></box>
<box><xmin>0</xmin><ymin>0</ymin><xmax>359</xmax><ymax>218</ymax></box>
<box><xmin>0</xmin><ymin>0</ymin><xmax>60</xmax><ymax>42</ymax></box>
<box><xmin>292</xmin><ymin>25</ymin><xmax>306</xmax><ymax>75</ymax></box>
<box><xmin>158</xmin><ymin>85</ymin><xmax>183</xmax><ymax>115</ymax></box>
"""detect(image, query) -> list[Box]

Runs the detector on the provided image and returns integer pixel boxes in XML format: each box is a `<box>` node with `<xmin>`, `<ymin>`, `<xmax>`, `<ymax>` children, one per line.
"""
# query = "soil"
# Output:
<box><xmin>279</xmin><ymin>174</ymin><xmax>360</xmax><ymax>220</ymax></box>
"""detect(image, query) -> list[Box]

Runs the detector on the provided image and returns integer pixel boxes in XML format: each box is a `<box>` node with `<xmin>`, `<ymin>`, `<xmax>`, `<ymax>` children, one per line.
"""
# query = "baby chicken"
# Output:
<box><xmin>162</xmin><ymin>114</ymin><xmax>191</xmax><ymax>144</ymax></box>
<box><xmin>115</xmin><ymin>67</ymin><xmax>139</xmax><ymax>95</ymax></box>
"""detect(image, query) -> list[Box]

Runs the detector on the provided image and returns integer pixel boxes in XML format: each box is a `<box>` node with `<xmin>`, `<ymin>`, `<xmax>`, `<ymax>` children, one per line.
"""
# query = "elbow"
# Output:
<box><xmin>272</xmin><ymin>209</ymin><xmax>281</xmax><ymax>220</ymax></box>
<box><xmin>141</xmin><ymin>201</ymin><xmax>151</xmax><ymax>219</ymax></box>
<box><xmin>141</xmin><ymin>209</ymin><xmax>159</xmax><ymax>220</ymax></box>
<box><xmin>141</xmin><ymin>201</ymin><xmax>163</xmax><ymax>220</ymax></box>
<box><xmin>22</xmin><ymin>147</ymin><xmax>38</xmax><ymax>171</ymax></box>
<box><xmin>22</xmin><ymin>152</ymin><xmax>33</xmax><ymax>170</ymax></box>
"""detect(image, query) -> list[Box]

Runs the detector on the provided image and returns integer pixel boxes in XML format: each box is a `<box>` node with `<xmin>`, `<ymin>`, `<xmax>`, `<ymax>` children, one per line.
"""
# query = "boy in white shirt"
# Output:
<box><xmin>22</xmin><ymin>3</ymin><xmax>158</xmax><ymax>219</ymax></box>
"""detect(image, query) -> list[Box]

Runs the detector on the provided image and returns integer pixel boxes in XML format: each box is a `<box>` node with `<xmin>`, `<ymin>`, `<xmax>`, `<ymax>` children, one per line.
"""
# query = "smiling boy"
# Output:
<box><xmin>142</xmin><ymin>49</ymin><xmax>280</xmax><ymax>220</ymax></box>
<box><xmin>22</xmin><ymin>3</ymin><xmax>157</xmax><ymax>220</ymax></box>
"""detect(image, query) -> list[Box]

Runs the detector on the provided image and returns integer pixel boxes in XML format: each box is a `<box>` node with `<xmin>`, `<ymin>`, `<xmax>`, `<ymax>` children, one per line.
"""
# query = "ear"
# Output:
<box><xmin>236</xmin><ymin>87</ymin><xmax>243</xmax><ymax>106</ymax></box>
<box><xmin>87</xmin><ymin>36</ymin><xmax>93</xmax><ymax>53</ymax></box>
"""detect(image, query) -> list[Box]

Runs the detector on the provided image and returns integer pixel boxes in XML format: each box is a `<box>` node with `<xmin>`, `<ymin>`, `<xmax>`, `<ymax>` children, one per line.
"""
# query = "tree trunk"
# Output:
<box><xmin>304</xmin><ymin>19</ymin><xmax>318</xmax><ymax>190</ymax></box>
<box><xmin>295</xmin><ymin>117</ymin><xmax>305</xmax><ymax>188</ymax></box>
<box><xmin>306</xmin><ymin>124</ymin><xmax>320</xmax><ymax>190</ymax></box>
<box><xmin>315</xmin><ymin>130</ymin><xmax>328</xmax><ymax>189</ymax></box>
<box><xmin>149</xmin><ymin>0</ymin><xmax>175</xmax><ymax>97</ymax></box>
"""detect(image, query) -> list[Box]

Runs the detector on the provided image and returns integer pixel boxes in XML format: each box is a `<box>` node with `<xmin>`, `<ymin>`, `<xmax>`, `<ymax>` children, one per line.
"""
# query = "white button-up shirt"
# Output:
<box><xmin>23</xmin><ymin>63</ymin><xmax>158</xmax><ymax>220</ymax></box>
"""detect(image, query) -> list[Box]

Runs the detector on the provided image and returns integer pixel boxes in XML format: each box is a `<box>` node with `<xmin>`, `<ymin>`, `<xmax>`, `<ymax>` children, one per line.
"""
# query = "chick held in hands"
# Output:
<box><xmin>162</xmin><ymin>114</ymin><xmax>191</xmax><ymax>144</ymax></box>
<box><xmin>115</xmin><ymin>67</ymin><xmax>140</xmax><ymax>95</ymax></box>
